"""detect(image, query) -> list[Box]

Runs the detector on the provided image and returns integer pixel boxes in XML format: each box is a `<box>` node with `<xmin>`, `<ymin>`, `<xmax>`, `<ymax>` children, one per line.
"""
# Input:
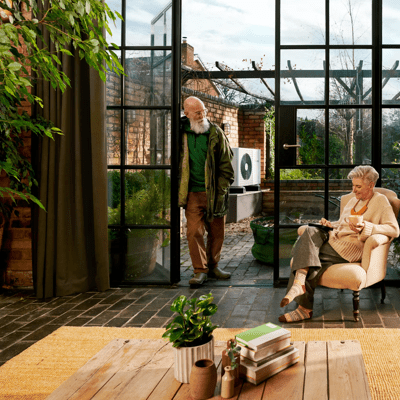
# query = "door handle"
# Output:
<box><xmin>283</xmin><ymin>144</ymin><xmax>301</xmax><ymax>150</ymax></box>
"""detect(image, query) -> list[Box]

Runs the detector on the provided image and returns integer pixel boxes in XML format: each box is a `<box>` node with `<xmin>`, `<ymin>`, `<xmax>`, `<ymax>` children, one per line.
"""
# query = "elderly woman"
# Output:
<box><xmin>279</xmin><ymin>165</ymin><xmax>399</xmax><ymax>323</ymax></box>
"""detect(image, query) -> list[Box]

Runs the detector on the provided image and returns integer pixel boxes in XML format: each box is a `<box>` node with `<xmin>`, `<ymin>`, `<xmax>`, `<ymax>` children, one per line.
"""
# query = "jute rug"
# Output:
<box><xmin>0</xmin><ymin>327</ymin><xmax>399</xmax><ymax>400</ymax></box>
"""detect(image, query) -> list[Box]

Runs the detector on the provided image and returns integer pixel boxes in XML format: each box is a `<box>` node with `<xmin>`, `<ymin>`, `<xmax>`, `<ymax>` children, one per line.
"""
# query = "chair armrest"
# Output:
<box><xmin>361</xmin><ymin>234</ymin><xmax>392</xmax><ymax>286</ymax></box>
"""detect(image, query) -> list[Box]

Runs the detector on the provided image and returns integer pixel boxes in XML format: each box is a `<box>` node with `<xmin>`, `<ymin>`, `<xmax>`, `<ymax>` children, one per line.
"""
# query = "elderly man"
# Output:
<box><xmin>179</xmin><ymin>96</ymin><xmax>234</xmax><ymax>285</ymax></box>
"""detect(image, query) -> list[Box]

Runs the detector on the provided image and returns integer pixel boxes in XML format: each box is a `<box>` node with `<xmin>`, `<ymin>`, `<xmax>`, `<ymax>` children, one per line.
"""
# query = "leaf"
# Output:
<box><xmin>85</xmin><ymin>1</ymin><xmax>90</xmax><ymax>14</ymax></box>
<box><xmin>8</xmin><ymin>62</ymin><xmax>22</xmax><ymax>72</ymax></box>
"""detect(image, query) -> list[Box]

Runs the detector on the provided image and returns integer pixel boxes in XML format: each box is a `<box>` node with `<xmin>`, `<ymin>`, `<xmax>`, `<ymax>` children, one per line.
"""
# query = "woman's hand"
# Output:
<box><xmin>320</xmin><ymin>218</ymin><xmax>332</xmax><ymax>228</ymax></box>
<box><xmin>348</xmin><ymin>221</ymin><xmax>365</xmax><ymax>233</ymax></box>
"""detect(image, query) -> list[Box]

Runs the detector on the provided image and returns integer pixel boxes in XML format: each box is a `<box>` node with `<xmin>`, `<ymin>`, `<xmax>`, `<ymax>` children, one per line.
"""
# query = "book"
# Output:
<box><xmin>240</xmin><ymin>346</ymin><xmax>299</xmax><ymax>385</ymax></box>
<box><xmin>240</xmin><ymin>336</ymin><xmax>292</xmax><ymax>362</ymax></box>
<box><xmin>235</xmin><ymin>323</ymin><xmax>291</xmax><ymax>352</ymax></box>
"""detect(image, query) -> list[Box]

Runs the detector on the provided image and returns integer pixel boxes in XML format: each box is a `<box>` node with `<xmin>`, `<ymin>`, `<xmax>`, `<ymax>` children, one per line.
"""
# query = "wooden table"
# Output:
<box><xmin>46</xmin><ymin>339</ymin><xmax>371</xmax><ymax>400</ymax></box>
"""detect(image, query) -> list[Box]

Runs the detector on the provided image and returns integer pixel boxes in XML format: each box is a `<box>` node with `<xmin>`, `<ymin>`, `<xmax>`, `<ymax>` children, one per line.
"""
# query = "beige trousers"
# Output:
<box><xmin>185</xmin><ymin>192</ymin><xmax>225</xmax><ymax>274</ymax></box>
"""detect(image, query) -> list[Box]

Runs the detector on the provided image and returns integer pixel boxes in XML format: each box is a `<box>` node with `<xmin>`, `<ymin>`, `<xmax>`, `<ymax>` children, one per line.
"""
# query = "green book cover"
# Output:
<box><xmin>236</xmin><ymin>323</ymin><xmax>290</xmax><ymax>350</ymax></box>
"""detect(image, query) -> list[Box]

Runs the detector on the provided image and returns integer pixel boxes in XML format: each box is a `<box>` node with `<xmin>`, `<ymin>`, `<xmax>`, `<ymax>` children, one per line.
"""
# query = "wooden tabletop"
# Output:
<box><xmin>46</xmin><ymin>338</ymin><xmax>371</xmax><ymax>400</ymax></box>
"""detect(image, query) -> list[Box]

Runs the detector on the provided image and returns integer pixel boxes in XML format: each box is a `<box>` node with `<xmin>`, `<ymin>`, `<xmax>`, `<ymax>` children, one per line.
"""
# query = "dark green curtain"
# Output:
<box><xmin>32</xmin><ymin>15</ymin><xmax>110</xmax><ymax>298</ymax></box>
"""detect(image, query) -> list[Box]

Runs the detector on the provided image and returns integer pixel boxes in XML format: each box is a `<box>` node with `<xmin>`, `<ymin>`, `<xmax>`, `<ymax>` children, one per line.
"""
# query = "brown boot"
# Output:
<box><xmin>208</xmin><ymin>267</ymin><xmax>231</xmax><ymax>280</ymax></box>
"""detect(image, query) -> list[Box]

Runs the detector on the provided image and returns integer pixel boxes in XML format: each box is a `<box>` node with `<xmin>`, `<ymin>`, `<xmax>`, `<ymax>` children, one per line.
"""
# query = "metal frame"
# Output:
<box><xmin>274</xmin><ymin>0</ymin><xmax>400</xmax><ymax>286</ymax></box>
<box><xmin>106</xmin><ymin>0</ymin><xmax>181</xmax><ymax>286</ymax></box>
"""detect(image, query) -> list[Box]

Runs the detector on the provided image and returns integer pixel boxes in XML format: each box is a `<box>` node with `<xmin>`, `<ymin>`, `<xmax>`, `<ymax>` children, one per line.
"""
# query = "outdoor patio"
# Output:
<box><xmin>1</xmin><ymin>229</ymin><xmax>400</xmax><ymax>369</ymax></box>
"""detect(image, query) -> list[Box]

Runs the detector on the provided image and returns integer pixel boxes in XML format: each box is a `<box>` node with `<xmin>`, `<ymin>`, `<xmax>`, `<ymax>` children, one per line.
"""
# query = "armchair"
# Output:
<box><xmin>298</xmin><ymin>188</ymin><xmax>400</xmax><ymax>322</ymax></box>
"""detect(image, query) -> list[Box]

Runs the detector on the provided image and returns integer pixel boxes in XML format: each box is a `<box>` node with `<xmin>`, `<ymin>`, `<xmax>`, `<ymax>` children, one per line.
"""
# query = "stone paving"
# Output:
<box><xmin>1</xmin><ymin>232</ymin><xmax>400</xmax><ymax>367</ymax></box>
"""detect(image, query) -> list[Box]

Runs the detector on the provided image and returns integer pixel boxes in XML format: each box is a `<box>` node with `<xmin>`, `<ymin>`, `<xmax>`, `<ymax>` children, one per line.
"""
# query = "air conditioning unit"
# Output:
<box><xmin>231</xmin><ymin>147</ymin><xmax>261</xmax><ymax>187</ymax></box>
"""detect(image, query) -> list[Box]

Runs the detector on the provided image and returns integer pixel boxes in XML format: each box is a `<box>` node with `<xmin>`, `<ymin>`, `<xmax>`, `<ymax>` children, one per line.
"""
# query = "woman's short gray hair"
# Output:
<box><xmin>347</xmin><ymin>165</ymin><xmax>379</xmax><ymax>184</ymax></box>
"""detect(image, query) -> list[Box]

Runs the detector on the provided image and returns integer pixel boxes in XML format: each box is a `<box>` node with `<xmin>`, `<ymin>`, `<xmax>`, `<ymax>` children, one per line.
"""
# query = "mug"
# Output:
<box><xmin>346</xmin><ymin>215</ymin><xmax>363</xmax><ymax>225</ymax></box>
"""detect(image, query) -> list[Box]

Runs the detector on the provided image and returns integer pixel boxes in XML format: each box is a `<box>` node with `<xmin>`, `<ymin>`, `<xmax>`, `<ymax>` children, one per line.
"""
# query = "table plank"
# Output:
<box><xmin>262</xmin><ymin>341</ymin><xmax>305</xmax><ymax>400</ymax></box>
<box><xmin>146</xmin><ymin>367</ymin><xmax>181</xmax><ymax>400</ymax></box>
<box><xmin>94</xmin><ymin>341</ymin><xmax>173</xmax><ymax>400</ymax></box>
<box><xmin>46</xmin><ymin>338</ymin><xmax>130</xmax><ymax>400</ymax></box>
<box><xmin>304</xmin><ymin>341</ymin><xmax>328</xmax><ymax>400</ymax></box>
<box><xmin>327</xmin><ymin>340</ymin><xmax>371</xmax><ymax>400</ymax></box>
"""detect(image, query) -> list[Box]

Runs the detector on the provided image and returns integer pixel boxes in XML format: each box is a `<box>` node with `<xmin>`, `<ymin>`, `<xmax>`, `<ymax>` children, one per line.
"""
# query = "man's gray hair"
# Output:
<box><xmin>347</xmin><ymin>165</ymin><xmax>379</xmax><ymax>184</ymax></box>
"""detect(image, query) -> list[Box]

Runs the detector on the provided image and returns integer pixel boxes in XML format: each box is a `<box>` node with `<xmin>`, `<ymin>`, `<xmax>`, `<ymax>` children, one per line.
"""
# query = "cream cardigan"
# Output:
<box><xmin>328</xmin><ymin>192</ymin><xmax>399</xmax><ymax>262</ymax></box>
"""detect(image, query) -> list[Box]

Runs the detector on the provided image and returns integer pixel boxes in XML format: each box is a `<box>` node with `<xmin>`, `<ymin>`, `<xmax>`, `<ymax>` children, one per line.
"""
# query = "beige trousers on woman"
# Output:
<box><xmin>185</xmin><ymin>192</ymin><xmax>225</xmax><ymax>274</ymax></box>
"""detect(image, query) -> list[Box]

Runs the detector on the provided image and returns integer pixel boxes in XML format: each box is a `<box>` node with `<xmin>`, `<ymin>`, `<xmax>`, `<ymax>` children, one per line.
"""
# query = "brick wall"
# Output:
<box><xmin>1</xmin><ymin>11</ymin><xmax>33</xmax><ymax>288</ymax></box>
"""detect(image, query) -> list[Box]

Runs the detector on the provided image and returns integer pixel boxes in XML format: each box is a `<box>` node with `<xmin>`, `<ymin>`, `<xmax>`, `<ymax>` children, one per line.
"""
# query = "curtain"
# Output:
<box><xmin>32</xmin><ymin>19</ymin><xmax>110</xmax><ymax>298</ymax></box>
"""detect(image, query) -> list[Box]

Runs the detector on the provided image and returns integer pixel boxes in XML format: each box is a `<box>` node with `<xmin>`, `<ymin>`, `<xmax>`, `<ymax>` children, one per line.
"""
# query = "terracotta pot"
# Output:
<box><xmin>174</xmin><ymin>335</ymin><xmax>214</xmax><ymax>383</ymax></box>
<box><xmin>189</xmin><ymin>358</ymin><xmax>217</xmax><ymax>400</ymax></box>
<box><xmin>221</xmin><ymin>366</ymin><xmax>235</xmax><ymax>399</ymax></box>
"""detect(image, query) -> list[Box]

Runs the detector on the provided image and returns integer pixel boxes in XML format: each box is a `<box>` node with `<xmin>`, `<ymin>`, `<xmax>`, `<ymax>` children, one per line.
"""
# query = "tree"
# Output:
<box><xmin>0</xmin><ymin>0</ymin><xmax>123</xmax><ymax>215</ymax></box>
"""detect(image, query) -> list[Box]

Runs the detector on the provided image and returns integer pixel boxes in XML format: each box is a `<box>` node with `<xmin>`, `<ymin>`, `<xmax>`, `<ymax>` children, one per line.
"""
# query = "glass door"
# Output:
<box><xmin>106</xmin><ymin>0</ymin><xmax>181</xmax><ymax>285</ymax></box>
<box><xmin>274</xmin><ymin>0</ymin><xmax>383</xmax><ymax>285</ymax></box>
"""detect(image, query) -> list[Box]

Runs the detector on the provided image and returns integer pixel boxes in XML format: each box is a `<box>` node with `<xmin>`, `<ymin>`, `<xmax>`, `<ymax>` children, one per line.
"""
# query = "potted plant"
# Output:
<box><xmin>108</xmin><ymin>170</ymin><xmax>170</xmax><ymax>281</ymax></box>
<box><xmin>162</xmin><ymin>293</ymin><xmax>218</xmax><ymax>383</ymax></box>
<box><xmin>221</xmin><ymin>339</ymin><xmax>241</xmax><ymax>386</ymax></box>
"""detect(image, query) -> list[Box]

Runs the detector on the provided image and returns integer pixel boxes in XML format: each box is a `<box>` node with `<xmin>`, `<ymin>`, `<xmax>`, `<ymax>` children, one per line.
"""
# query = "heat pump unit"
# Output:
<box><xmin>231</xmin><ymin>147</ymin><xmax>261</xmax><ymax>187</ymax></box>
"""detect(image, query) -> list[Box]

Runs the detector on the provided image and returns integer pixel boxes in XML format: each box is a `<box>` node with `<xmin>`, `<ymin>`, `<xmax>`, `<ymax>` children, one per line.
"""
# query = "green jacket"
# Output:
<box><xmin>178</xmin><ymin>117</ymin><xmax>234</xmax><ymax>221</ymax></box>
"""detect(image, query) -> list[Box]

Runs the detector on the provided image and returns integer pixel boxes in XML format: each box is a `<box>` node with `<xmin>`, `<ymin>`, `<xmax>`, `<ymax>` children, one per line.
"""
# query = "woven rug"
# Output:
<box><xmin>0</xmin><ymin>327</ymin><xmax>399</xmax><ymax>400</ymax></box>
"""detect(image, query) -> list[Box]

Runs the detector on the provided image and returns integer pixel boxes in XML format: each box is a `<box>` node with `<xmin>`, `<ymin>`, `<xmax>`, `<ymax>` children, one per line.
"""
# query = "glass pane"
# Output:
<box><xmin>125</xmin><ymin>110</ymin><xmax>171</xmax><ymax>165</ymax></box>
<box><xmin>125</xmin><ymin>169</ymin><xmax>171</xmax><ymax>225</ymax></box>
<box><xmin>328</xmin><ymin>168</ymin><xmax>353</xmax><ymax>221</ymax></box>
<box><xmin>107</xmin><ymin>170</ymin><xmax>121</xmax><ymax>224</ymax></box>
<box><xmin>152</xmin><ymin>5</ymin><xmax>172</xmax><ymax>46</ymax></box>
<box><xmin>106</xmin><ymin>110</ymin><xmax>121</xmax><ymax>166</ymax></box>
<box><xmin>383</xmin><ymin>0</ymin><xmax>400</xmax><ymax>44</ymax></box>
<box><xmin>182</xmin><ymin>0</ymin><xmax>275</xmax><ymax>71</ymax></box>
<box><xmin>281</xmin><ymin>0</ymin><xmax>325</xmax><ymax>45</ymax></box>
<box><xmin>329</xmin><ymin>109</ymin><xmax>372</xmax><ymax>165</ymax></box>
<box><xmin>381</xmin><ymin>169</ymin><xmax>400</xmax><ymax>280</ymax></box>
<box><xmin>278</xmin><ymin>228</ymin><xmax>299</xmax><ymax>280</ymax></box>
<box><xmin>330</xmin><ymin>0</ymin><xmax>372</xmax><ymax>45</ymax></box>
<box><xmin>124</xmin><ymin>229</ymin><xmax>170</xmax><ymax>282</ymax></box>
<box><xmin>279</xmin><ymin>169</ymin><xmax>325</xmax><ymax>225</ymax></box>
<box><xmin>329</xmin><ymin>49</ymin><xmax>372</xmax><ymax>105</ymax></box>
<box><xmin>126</xmin><ymin>2</ymin><xmax>172</xmax><ymax>47</ymax></box>
<box><xmin>108</xmin><ymin>228</ymin><xmax>121</xmax><ymax>280</ymax></box>
<box><xmin>382</xmin><ymin>109</ymin><xmax>400</xmax><ymax>164</ymax></box>
<box><xmin>106</xmin><ymin>50</ymin><xmax>122</xmax><ymax>107</ymax></box>
<box><xmin>105</xmin><ymin>0</ymin><xmax>121</xmax><ymax>47</ymax></box>
<box><xmin>382</xmin><ymin>50</ymin><xmax>400</xmax><ymax>105</ymax></box>
<box><xmin>280</xmin><ymin>50</ymin><xmax>325</xmax><ymax>104</ymax></box>
<box><xmin>296</xmin><ymin>109</ymin><xmax>325</xmax><ymax>165</ymax></box>
<box><xmin>125</xmin><ymin>50</ymin><xmax>171</xmax><ymax>107</ymax></box>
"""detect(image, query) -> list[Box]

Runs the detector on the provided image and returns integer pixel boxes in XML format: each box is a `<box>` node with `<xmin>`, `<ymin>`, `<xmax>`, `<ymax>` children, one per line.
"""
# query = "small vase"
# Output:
<box><xmin>189</xmin><ymin>359</ymin><xmax>217</xmax><ymax>400</ymax></box>
<box><xmin>222</xmin><ymin>349</ymin><xmax>241</xmax><ymax>386</ymax></box>
<box><xmin>221</xmin><ymin>366</ymin><xmax>235</xmax><ymax>399</ymax></box>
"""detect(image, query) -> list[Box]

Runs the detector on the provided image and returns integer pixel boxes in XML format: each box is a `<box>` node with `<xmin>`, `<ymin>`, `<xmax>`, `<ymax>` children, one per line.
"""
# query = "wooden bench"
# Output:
<box><xmin>46</xmin><ymin>339</ymin><xmax>371</xmax><ymax>400</ymax></box>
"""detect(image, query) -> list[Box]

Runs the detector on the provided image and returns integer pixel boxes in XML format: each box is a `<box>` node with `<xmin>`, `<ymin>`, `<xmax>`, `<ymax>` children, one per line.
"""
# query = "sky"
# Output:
<box><xmin>104</xmin><ymin>0</ymin><xmax>400</xmax><ymax>102</ymax></box>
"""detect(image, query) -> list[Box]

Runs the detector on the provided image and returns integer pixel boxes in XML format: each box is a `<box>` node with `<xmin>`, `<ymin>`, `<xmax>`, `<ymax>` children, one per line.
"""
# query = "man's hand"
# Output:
<box><xmin>320</xmin><ymin>218</ymin><xmax>333</xmax><ymax>228</ymax></box>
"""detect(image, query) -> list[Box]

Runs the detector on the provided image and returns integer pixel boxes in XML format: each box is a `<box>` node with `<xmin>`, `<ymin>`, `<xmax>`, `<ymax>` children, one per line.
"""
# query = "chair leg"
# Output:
<box><xmin>381</xmin><ymin>280</ymin><xmax>386</xmax><ymax>304</ymax></box>
<box><xmin>353</xmin><ymin>291</ymin><xmax>360</xmax><ymax>322</ymax></box>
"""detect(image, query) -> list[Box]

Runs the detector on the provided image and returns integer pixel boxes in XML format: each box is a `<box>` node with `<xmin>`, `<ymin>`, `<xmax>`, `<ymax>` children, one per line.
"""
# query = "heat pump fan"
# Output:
<box><xmin>231</xmin><ymin>148</ymin><xmax>261</xmax><ymax>187</ymax></box>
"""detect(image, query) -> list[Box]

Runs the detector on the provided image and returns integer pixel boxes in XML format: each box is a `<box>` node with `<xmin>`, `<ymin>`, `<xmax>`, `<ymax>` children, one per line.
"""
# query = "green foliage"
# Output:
<box><xmin>0</xmin><ymin>0</ymin><xmax>124</xmax><ymax>212</ymax></box>
<box><xmin>162</xmin><ymin>293</ymin><xmax>218</xmax><ymax>348</ymax></box>
<box><xmin>108</xmin><ymin>170</ymin><xmax>171</xmax><ymax>241</ymax></box>
<box><xmin>280</xmin><ymin>169</ymin><xmax>313</xmax><ymax>180</ymax></box>
<box><xmin>226</xmin><ymin>339</ymin><xmax>241</xmax><ymax>370</ymax></box>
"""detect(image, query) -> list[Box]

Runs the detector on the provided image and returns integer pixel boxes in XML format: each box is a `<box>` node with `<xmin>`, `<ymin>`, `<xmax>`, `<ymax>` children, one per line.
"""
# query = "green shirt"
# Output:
<box><xmin>186</xmin><ymin>123</ymin><xmax>209</xmax><ymax>192</ymax></box>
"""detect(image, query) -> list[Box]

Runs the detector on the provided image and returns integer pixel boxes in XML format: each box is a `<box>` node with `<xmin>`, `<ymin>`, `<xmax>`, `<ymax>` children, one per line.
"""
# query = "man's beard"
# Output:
<box><xmin>190</xmin><ymin>118</ymin><xmax>210</xmax><ymax>134</ymax></box>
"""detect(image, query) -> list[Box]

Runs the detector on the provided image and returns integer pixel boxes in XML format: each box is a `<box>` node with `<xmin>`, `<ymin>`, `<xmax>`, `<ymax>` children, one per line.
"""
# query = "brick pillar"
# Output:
<box><xmin>238</xmin><ymin>109</ymin><xmax>267</xmax><ymax>181</ymax></box>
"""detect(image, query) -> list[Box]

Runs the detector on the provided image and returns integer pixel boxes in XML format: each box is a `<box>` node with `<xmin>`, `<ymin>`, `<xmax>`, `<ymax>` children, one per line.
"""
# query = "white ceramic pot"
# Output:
<box><xmin>174</xmin><ymin>336</ymin><xmax>214</xmax><ymax>383</ymax></box>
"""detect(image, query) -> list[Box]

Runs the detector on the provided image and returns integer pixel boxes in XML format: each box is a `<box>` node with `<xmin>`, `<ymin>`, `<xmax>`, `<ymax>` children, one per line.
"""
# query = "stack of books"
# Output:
<box><xmin>235</xmin><ymin>322</ymin><xmax>299</xmax><ymax>385</ymax></box>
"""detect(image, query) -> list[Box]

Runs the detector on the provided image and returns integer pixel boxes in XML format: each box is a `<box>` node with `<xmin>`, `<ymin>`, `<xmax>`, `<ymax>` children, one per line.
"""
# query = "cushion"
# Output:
<box><xmin>318</xmin><ymin>263</ymin><xmax>367</xmax><ymax>291</ymax></box>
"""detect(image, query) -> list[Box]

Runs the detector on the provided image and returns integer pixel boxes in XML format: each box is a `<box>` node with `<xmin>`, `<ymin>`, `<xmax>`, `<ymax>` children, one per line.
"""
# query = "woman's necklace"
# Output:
<box><xmin>351</xmin><ymin>197</ymin><xmax>372</xmax><ymax>216</ymax></box>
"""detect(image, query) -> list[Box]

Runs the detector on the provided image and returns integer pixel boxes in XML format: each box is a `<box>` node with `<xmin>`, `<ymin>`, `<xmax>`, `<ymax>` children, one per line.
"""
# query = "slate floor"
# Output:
<box><xmin>1</xmin><ymin>232</ymin><xmax>400</xmax><ymax>367</ymax></box>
